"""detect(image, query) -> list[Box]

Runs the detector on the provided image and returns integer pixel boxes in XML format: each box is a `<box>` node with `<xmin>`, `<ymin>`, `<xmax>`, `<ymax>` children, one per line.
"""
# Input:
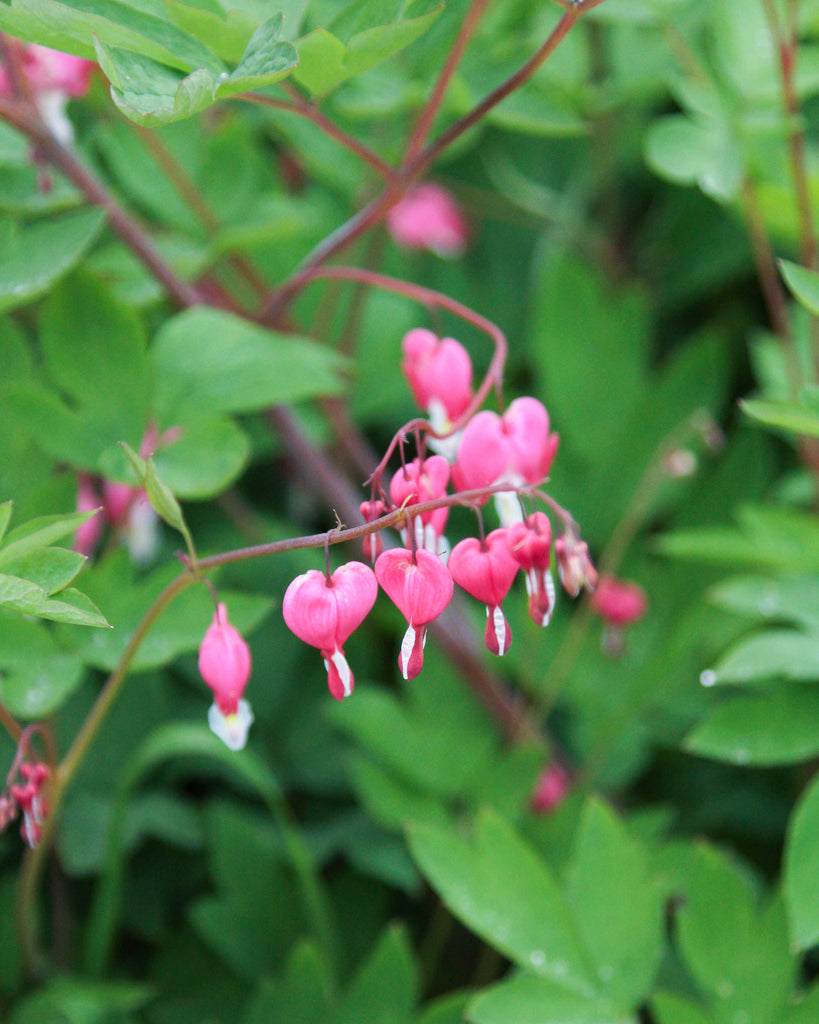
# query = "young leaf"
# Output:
<box><xmin>740</xmin><ymin>398</ymin><xmax>819</xmax><ymax>438</ymax></box>
<box><xmin>214</xmin><ymin>14</ymin><xmax>299</xmax><ymax>99</ymax></box>
<box><xmin>0</xmin><ymin>509</ymin><xmax>100</xmax><ymax>569</ymax></box>
<box><xmin>468</xmin><ymin>974</ymin><xmax>632</xmax><ymax>1024</ymax></box>
<box><xmin>784</xmin><ymin>773</ymin><xmax>819</xmax><ymax>951</ymax></box>
<box><xmin>780</xmin><ymin>259</ymin><xmax>819</xmax><ymax>316</ymax></box>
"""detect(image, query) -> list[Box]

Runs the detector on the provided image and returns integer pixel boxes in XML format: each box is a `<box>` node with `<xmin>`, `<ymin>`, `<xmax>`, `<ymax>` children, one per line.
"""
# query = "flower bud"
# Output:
<box><xmin>198</xmin><ymin>603</ymin><xmax>253</xmax><ymax>750</ymax></box>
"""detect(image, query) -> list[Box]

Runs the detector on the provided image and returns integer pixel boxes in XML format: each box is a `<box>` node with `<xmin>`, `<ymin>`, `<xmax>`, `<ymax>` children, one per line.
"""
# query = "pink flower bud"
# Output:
<box><xmin>283</xmin><ymin>562</ymin><xmax>378</xmax><ymax>700</ymax></box>
<box><xmin>390</xmin><ymin>456</ymin><xmax>450</xmax><ymax>552</ymax></box>
<box><xmin>590</xmin><ymin>577</ymin><xmax>647</xmax><ymax>627</ymax></box>
<box><xmin>360</xmin><ymin>500</ymin><xmax>386</xmax><ymax>564</ymax></box>
<box><xmin>375</xmin><ymin>548</ymin><xmax>454</xmax><ymax>680</ymax></box>
<box><xmin>448</xmin><ymin>530</ymin><xmax>519</xmax><ymax>656</ymax></box>
<box><xmin>554</xmin><ymin>533</ymin><xmax>598</xmax><ymax>598</ymax></box>
<box><xmin>387</xmin><ymin>183</ymin><xmax>468</xmax><ymax>257</ymax></box>
<box><xmin>531</xmin><ymin>762</ymin><xmax>571</xmax><ymax>814</ymax></box>
<box><xmin>401</xmin><ymin>329</ymin><xmax>474</xmax><ymax>430</ymax></box>
<box><xmin>506</xmin><ymin>512</ymin><xmax>556</xmax><ymax>627</ymax></box>
<box><xmin>453</xmin><ymin>398</ymin><xmax>559</xmax><ymax>496</ymax></box>
<box><xmin>74</xmin><ymin>475</ymin><xmax>102</xmax><ymax>557</ymax></box>
<box><xmin>198</xmin><ymin>604</ymin><xmax>253</xmax><ymax>749</ymax></box>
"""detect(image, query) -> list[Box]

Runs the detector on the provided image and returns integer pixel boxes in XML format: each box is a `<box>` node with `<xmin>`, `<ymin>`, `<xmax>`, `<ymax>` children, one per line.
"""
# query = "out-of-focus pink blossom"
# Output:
<box><xmin>375</xmin><ymin>548</ymin><xmax>453</xmax><ymax>680</ymax></box>
<box><xmin>554</xmin><ymin>532</ymin><xmax>598</xmax><ymax>598</ymax></box>
<box><xmin>74</xmin><ymin>475</ymin><xmax>103</xmax><ymax>557</ymax></box>
<box><xmin>387</xmin><ymin>183</ymin><xmax>468</xmax><ymax>258</ymax></box>
<box><xmin>531</xmin><ymin>762</ymin><xmax>571</xmax><ymax>814</ymax></box>
<box><xmin>390</xmin><ymin>456</ymin><xmax>450</xmax><ymax>553</ymax></box>
<box><xmin>591</xmin><ymin>577</ymin><xmax>647</xmax><ymax>627</ymax></box>
<box><xmin>0</xmin><ymin>44</ymin><xmax>94</xmax><ymax>145</ymax></box>
<box><xmin>360</xmin><ymin>500</ymin><xmax>386</xmax><ymax>564</ymax></box>
<box><xmin>283</xmin><ymin>562</ymin><xmax>378</xmax><ymax>700</ymax></box>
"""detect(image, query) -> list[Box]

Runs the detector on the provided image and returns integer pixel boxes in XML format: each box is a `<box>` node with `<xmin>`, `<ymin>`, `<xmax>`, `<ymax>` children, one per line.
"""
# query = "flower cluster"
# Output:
<box><xmin>0</xmin><ymin>759</ymin><xmax>49</xmax><ymax>849</ymax></box>
<box><xmin>280</xmin><ymin>327</ymin><xmax>597</xmax><ymax>701</ymax></box>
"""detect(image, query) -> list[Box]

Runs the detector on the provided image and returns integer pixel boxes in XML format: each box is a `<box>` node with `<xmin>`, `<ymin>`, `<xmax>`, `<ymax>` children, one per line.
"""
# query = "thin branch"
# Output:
<box><xmin>403</xmin><ymin>0</ymin><xmax>493</xmax><ymax>165</ymax></box>
<box><xmin>242</xmin><ymin>86</ymin><xmax>398</xmax><ymax>182</ymax></box>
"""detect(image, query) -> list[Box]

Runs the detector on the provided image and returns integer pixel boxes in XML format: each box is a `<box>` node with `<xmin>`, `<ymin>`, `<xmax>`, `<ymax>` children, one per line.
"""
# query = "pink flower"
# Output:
<box><xmin>554</xmin><ymin>533</ymin><xmax>598</xmax><ymax>598</ymax></box>
<box><xmin>9</xmin><ymin>762</ymin><xmax>49</xmax><ymax>849</ymax></box>
<box><xmin>448</xmin><ymin>529</ymin><xmax>520</xmax><ymax>656</ymax></box>
<box><xmin>387</xmin><ymin>183</ymin><xmax>468</xmax><ymax>257</ymax></box>
<box><xmin>198</xmin><ymin>603</ymin><xmax>253</xmax><ymax>750</ymax></box>
<box><xmin>283</xmin><ymin>562</ymin><xmax>378</xmax><ymax>700</ymax></box>
<box><xmin>390</xmin><ymin>456</ymin><xmax>450</xmax><ymax>553</ymax></box>
<box><xmin>374</xmin><ymin>548</ymin><xmax>453</xmax><ymax>680</ymax></box>
<box><xmin>454</xmin><ymin>397</ymin><xmax>559</xmax><ymax>497</ymax></box>
<box><xmin>401</xmin><ymin>329</ymin><xmax>474</xmax><ymax>433</ymax></box>
<box><xmin>506</xmin><ymin>512</ymin><xmax>556</xmax><ymax>627</ymax></box>
<box><xmin>360</xmin><ymin>500</ymin><xmax>386</xmax><ymax>564</ymax></box>
<box><xmin>591</xmin><ymin>577</ymin><xmax>647</xmax><ymax>627</ymax></box>
<box><xmin>531</xmin><ymin>762</ymin><xmax>571</xmax><ymax>814</ymax></box>
<box><xmin>23</xmin><ymin>45</ymin><xmax>94</xmax><ymax>97</ymax></box>
<box><xmin>74</xmin><ymin>475</ymin><xmax>102</xmax><ymax>557</ymax></box>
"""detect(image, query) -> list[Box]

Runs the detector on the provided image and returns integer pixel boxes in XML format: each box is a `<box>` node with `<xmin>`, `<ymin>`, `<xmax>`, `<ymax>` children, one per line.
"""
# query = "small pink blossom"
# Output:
<box><xmin>531</xmin><ymin>762</ymin><xmax>571</xmax><ymax>814</ymax></box>
<box><xmin>401</xmin><ymin>329</ymin><xmax>474</xmax><ymax>434</ymax></box>
<box><xmin>283</xmin><ymin>562</ymin><xmax>378</xmax><ymax>700</ymax></box>
<box><xmin>198</xmin><ymin>603</ymin><xmax>253</xmax><ymax>750</ymax></box>
<box><xmin>9</xmin><ymin>762</ymin><xmax>49</xmax><ymax>849</ymax></box>
<box><xmin>74</xmin><ymin>475</ymin><xmax>103</xmax><ymax>557</ymax></box>
<box><xmin>554</xmin><ymin>532</ymin><xmax>598</xmax><ymax>598</ymax></box>
<box><xmin>448</xmin><ymin>529</ymin><xmax>519</xmax><ymax>656</ymax></box>
<box><xmin>453</xmin><ymin>398</ymin><xmax>559</xmax><ymax>522</ymax></box>
<box><xmin>387</xmin><ymin>183</ymin><xmax>468</xmax><ymax>257</ymax></box>
<box><xmin>591</xmin><ymin>577</ymin><xmax>647</xmax><ymax>627</ymax></box>
<box><xmin>375</xmin><ymin>548</ymin><xmax>453</xmax><ymax>680</ymax></box>
<box><xmin>506</xmin><ymin>512</ymin><xmax>556</xmax><ymax>627</ymax></box>
<box><xmin>390</xmin><ymin>456</ymin><xmax>450</xmax><ymax>553</ymax></box>
<box><xmin>0</xmin><ymin>44</ymin><xmax>94</xmax><ymax>145</ymax></box>
<box><xmin>360</xmin><ymin>500</ymin><xmax>386</xmax><ymax>564</ymax></box>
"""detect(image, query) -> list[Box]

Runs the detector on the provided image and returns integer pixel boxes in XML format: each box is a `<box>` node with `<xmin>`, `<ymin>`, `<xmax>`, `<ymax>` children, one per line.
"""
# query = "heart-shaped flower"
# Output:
<box><xmin>375</xmin><ymin>548</ymin><xmax>453</xmax><ymax>680</ymax></box>
<box><xmin>506</xmin><ymin>512</ymin><xmax>556</xmax><ymax>627</ymax></box>
<box><xmin>390</xmin><ymin>455</ymin><xmax>450</xmax><ymax>553</ymax></box>
<box><xmin>198</xmin><ymin>603</ymin><xmax>254</xmax><ymax>750</ymax></box>
<box><xmin>448</xmin><ymin>529</ymin><xmax>520</xmax><ymax>655</ymax></box>
<box><xmin>283</xmin><ymin>561</ymin><xmax>378</xmax><ymax>700</ymax></box>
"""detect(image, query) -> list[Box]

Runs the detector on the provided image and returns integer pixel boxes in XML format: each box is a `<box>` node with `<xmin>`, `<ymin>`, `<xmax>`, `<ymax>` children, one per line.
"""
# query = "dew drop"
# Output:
<box><xmin>759</xmin><ymin>592</ymin><xmax>777</xmax><ymax>616</ymax></box>
<box><xmin>700</xmin><ymin>669</ymin><xmax>718</xmax><ymax>687</ymax></box>
<box><xmin>529</xmin><ymin>950</ymin><xmax>546</xmax><ymax>968</ymax></box>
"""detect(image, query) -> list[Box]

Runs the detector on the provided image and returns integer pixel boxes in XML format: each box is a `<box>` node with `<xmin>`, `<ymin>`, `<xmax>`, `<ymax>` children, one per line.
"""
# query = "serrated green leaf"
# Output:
<box><xmin>784</xmin><ymin>773</ymin><xmax>819</xmax><ymax>950</ymax></box>
<box><xmin>408</xmin><ymin>809</ymin><xmax>595</xmax><ymax>996</ymax></box>
<box><xmin>708</xmin><ymin>630</ymin><xmax>819</xmax><ymax>685</ymax></box>
<box><xmin>0</xmin><ymin>208</ymin><xmax>106</xmax><ymax>313</ymax></box>
<box><xmin>468</xmin><ymin>974</ymin><xmax>633</xmax><ymax>1024</ymax></box>
<box><xmin>685</xmin><ymin>686</ymin><xmax>819</xmax><ymax>765</ymax></box>
<box><xmin>151</xmin><ymin>307</ymin><xmax>345</xmax><ymax>417</ymax></box>
<box><xmin>566</xmin><ymin>799</ymin><xmax>664</xmax><ymax>1007</ymax></box>
<box><xmin>214</xmin><ymin>13</ymin><xmax>299</xmax><ymax>98</ymax></box>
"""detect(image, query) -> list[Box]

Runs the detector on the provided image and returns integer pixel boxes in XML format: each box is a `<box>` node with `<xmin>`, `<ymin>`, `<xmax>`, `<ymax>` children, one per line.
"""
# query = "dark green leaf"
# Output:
<box><xmin>784</xmin><ymin>773</ymin><xmax>819</xmax><ymax>950</ymax></box>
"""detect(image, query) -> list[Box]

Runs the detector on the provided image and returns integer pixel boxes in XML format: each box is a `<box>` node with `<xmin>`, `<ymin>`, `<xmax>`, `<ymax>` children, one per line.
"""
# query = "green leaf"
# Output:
<box><xmin>650</xmin><ymin>991</ymin><xmax>715</xmax><ymax>1024</ymax></box>
<box><xmin>0</xmin><ymin>502</ymin><xmax>12</xmax><ymax>545</ymax></box>
<box><xmin>707</xmin><ymin>630</ymin><xmax>819</xmax><ymax>685</ymax></box>
<box><xmin>780</xmin><ymin>259</ymin><xmax>819</xmax><ymax>315</ymax></box>
<box><xmin>0</xmin><ymin>509</ymin><xmax>100</xmax><ymax>568</ymax></box>
<box><xmin>0</xmin><ymin>613</ymin><xmax>86</xmax><ymax>718</ymax></box>
<box><xmin>741</xmin><ymin>398</ymin><xmax>819</xmax><ymax>438</ymax></box>
<box><xmin>166</xmin><ymin>0</ymin><xmax>258</xmax><ymax>63</ymax></box>
<box><xmin>7</xmin><ymin>977</ymin><xmax>151</xmax><ymax>1024</ymax></box>
<box><xmin>331</xmin><ymin>925</ymin><xmax>417</xmax><ymax>1024</ymax></box>
<box><xmin>151</xmin><ymin>307</ymin><xmax>345</xmax><ymax>417</ymax></box>
<box><xmin>0</xmin><ymin>545</ymin><xmax>86</xmax><ymax>597</ymax></box>
<box><xmin>468</xmin><ymin>974</ymin><xmax>633</xmax><ymax>1024</ymax></box>
<box><xmin>565</xmin><ymin>799</ymin><xmax>664</xmax><ymax>1007</ymax></box>
<box><xmin>294</xmin><ymin>1</ymin><xmax>443</xmax><ymax>96</ymax></box>
<box><xmin>644</xmin><ymin>114</ymin><xmax>743</xmax><ymax>202</ymax></box>
<box><xmin>784</xmin><ymin>773</ymin><xmax>819</xmax><ymax>950</ymax></box>
<box><xmin>685</xmin><ymin>686</ymin><xmax>819</xmax><ymax>765</ymax></box>
<box><xmin>0</xmin><ymin>208</ymin><xmax>106</xmax><ymax>313</ymax></box>
<box><xmin>152</xmin><ymin>415</ymin><xmax>251</xmax><ymax>500</ymax></box>
<box><xmin>214</xmin><ymin>13</ymin><xmax>299</xmax><ymax>98</ymax></box>
<box><xmin>707</xmin><ymin>574</ymin><xmax>819</xmax><ymax>631</ymax></box>
<box><xmin>118</xmin><ymin>442</ymin><xmax>188</xmax><ymax>537</ymax></box>
<box><xmin>5</xmin><ymin>584</ymin><xmax>109</xmax><ymax>628</ymax></box>
<box><xmin>408</xmin><ymin>809</ymin><xmax>596</xmax><ymax>996</ymax></box>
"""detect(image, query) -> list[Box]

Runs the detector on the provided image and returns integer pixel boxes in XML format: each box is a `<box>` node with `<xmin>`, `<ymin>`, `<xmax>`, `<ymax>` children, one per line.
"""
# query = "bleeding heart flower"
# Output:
<box><xmin>390</xmin><ymin>456</ymin><xmax>450</xmax><ymax>553</ymax></box>
<box><xmin>283</xmin><ymin>561</ymin><xmax>378</xmax><ymax>700</ymax></box>
<box><xmin>198</xmin><ymin>603</ymin><xmax>253</xmax><ymax>750</ymax></box>
<box><xmin>555</xmin><ymin>532</ymin><xmax>598</xmax><ymax>597</ymax></box>
<box><xmin>591</xmin><ymin>577</ymin><xmax>646</xmax><ymax>626</ymax></box>
<box><xmin>375</xmin><ymin>548</ymin><xmax>453</xmax><ymax>680</ymax></box>
<box><xmin>401</xmin><ymin>328</ymin><xmax>474</xmax><ymax>430</ymax></box>
<box><xmin>387</xmin><ymin>183</ymin><xmax>468</xmax><ymax>258</ymax></box>
<box><xmin>360</xmin><ymin>500</ymin><xmax>386</xmax><ymax>564</ymax></box>
<box><xmin>506</xmin><ymin>512</ymin><xmax>556</xmax><ymax>627</ymax></box>
<box><xmin>448</xmin><ymin>529</ymin><xmax>520</xmax><ymax>655</ymax></box>
<box><xmin>453</xmin><ymin>398</ymin><xmax>559</xmax><ymax>521</ymax></box>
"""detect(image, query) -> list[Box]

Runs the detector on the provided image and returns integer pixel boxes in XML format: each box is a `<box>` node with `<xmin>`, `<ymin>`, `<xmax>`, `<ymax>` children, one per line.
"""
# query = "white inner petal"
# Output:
<box><xmin>490</xmin><ymin>605</ymin><xmax>509</xmax><ymax>655</ymax></box>
<box><xmin>399</xmin><ymin>624</ymin><xmax>417</xmax><ymax>680</ymax></box>
<box><xmin>208</xmin><ymin>699</ymin><xmax>254</xmax><ymax>751</ymax></box>
<box><xmin>330</xmin><ymin>649</ymin><xmax>354</xmax><ymax>697</ymax></box>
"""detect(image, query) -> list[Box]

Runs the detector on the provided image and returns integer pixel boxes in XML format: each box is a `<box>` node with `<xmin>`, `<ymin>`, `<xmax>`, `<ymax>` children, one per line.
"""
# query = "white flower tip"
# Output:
<box><xmin>208</xmin><ymin>699</ymin><xmax>254</xmax><ymax>750</ymax></box>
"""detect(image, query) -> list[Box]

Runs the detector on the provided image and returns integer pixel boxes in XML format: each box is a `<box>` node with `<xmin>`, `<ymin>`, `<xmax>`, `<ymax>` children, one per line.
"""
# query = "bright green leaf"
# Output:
<box><xmin>780</xmin><ymin>259</ymin><xmax>819</xmax><ymax>316</ymax></box>
<box><xmin>707</xmin><ymin>630</ymin><xmax>819</xmax><ymax>685</ymax></box>
<box><xmin>214</xmin><ymin>14</ymin><xmax>299</xmax><ymax>98</ymax></box>
<box><xmin>0</xmin><ymin>509</ymin><xmax>100</xmax><ymax>569</ymax></box>
<box><xmin>741</xmin><ymin>398</ymin><xmax>819</xmax><ymax>438</ymax></box>
<box><xmin>468</xmin><ymin>973</ymin><xmax>633</xmax><ymax>1024</ymax></box>
<box><xmin>784</xmin><ymin>773</ymin><xmax>819</xmax><ymax>950</ymax></box>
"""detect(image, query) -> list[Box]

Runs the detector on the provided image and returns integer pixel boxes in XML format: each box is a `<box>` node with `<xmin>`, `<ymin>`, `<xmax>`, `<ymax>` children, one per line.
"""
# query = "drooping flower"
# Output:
<box><xmin>374</xmin><ymin>548</ymin><xmax>453</xmax><ymax>680</ymax></box>
<box><xmin>360</xmin><ymin>500</ymin><xmax>386</xmax><ymax>564</ymax></box>
<box><xmin>590</xmin><ymin>576</ymin><xmax>647</xmax><ymax>657</ymax></box>
<box><xmin>402</xmin><ymin>329</ymin><xmax>473</xmax><ymax>426</ymax></box>
<box><xmin>453</xmin><ymin>397</ymin><xmax>559</xmax><ymax>523</ymax></box>
<box><xmin>531</xmin><ymin>762</ymin><xmax>571</xmax><ymax>814</ymax></box>
<box><xmin>198</xmin><ymin>603</ymin><xmax>253</xmax><ymax>750</ymax></box>
<box><xmin>390</xmin><ymin>456</ymin><xmax>450</xmax><ymax>554</ymax></box>
<box><xmin>283</xmin><ymin>561</ymin><xmax>378</xmax><ymax>700</ymax></box>
<box><xmin>0</xmin><ymin>44</ymin><xmax>94</xmax><ymax>145</ymax></box>
<box><xmin>554</xmin><ymin>532</ymin><xmax>598</xmax><ymax>598</ymax></box>
<box><xmin>506</xmin><ymin>512</ymin><xmax>556</xmax><ymax>627</ymax></box>
<box><xmin>448</xmin><ymin>529</ymin><xmax>520</xmax><ymax>655</ymax></box>
<box><xmin>387</xmin><ymin>183</ymin><xmax>468</xmax><ymax>258</ymax></box>
<box><xmin>9</xmin><ymin>762</ymin><xmax>49</xmax><ymax>849</ymax></box>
